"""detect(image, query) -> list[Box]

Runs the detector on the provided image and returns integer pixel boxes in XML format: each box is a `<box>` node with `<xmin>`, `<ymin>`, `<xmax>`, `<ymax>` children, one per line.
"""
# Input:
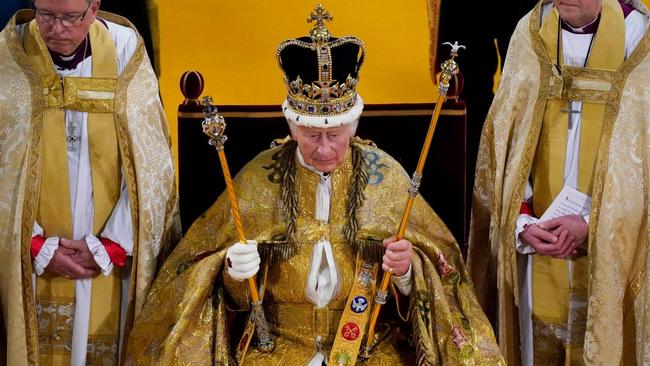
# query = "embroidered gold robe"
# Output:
<box><xmin>0</xmin><ymin>10</ymin><xmax>180</xmax><ymax>365</ymax></box>
<box><xmin>125</xmin><ymin>140</ymin><xmax>503</xmax><ymax>365</ymax></box>
<box><xmin>467</xmin><ymin>0</ymin><xmax>650</xmax><ymax>364</ymax></box>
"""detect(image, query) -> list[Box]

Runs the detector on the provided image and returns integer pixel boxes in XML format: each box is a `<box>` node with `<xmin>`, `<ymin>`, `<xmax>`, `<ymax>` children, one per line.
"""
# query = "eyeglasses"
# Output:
<box><xmin>33</xmin><ymin>0</ymin><xmax>93</xmax><ymax>28</ymax></box>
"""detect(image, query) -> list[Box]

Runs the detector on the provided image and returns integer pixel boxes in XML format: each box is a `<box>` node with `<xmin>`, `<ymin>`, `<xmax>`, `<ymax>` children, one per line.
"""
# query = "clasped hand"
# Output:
<box><xmin>519</xmin><ymin>214</ymin><xmax>588</xmax><ymax>259</ymax></box>
<box><xmin>45</xmin><ymin>238</ymin><xmax>101</xmax><ymax>279</ymax></box>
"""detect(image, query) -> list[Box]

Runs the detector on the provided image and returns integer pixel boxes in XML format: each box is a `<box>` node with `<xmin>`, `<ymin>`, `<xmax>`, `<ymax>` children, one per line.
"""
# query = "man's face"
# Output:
<box><xmin>292</xmin><ymin>124</ymin><xmax>354</xmax><ymax>173</ymax></box>
<box><xmin>553</xmin><ymin>0</ymin><xmax>602</xmax><ymax>27</ymax></box>
<box><xmin>33</xmin><ymin>0</ymin><xmax>99</xmax><ymax>55</ymax></box>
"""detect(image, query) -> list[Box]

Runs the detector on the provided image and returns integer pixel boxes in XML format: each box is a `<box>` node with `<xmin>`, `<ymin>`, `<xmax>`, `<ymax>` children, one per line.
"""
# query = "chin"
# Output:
<box><xmin>314</xmin><ymin>162</ymin><xmax>338</xmax><ymax>173</ymax></box>
<box><xmin>46</xmin><ymin>41</ymin><xmax>73</xmax><ymax>55</ymax></box>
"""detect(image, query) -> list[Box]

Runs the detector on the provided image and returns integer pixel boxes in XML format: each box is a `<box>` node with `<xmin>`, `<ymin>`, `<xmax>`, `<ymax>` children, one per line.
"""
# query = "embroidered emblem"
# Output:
<box><xmin>335</xmin><ymin>350</ymin><xmax>353</xmax><ymax>365</ymax></box>
<box><xmin>358</xmin><ymin>268</ymin><xmax>374</xmax><ymax>289</ymax></box>
<box><xmin>436</xmin><ymin>252</ymin><xmax>454</xmax><ymax>276</ymax></box>
<box><xmin>36</xmin><ymin>300</ymin><xmax>74</xmax><ymax>354</ymax></box>
<box><xmin>363</xmin><ymin>150</ymin><xmax>387</xmax><ymax>185</ymax></box>
<box><xmin>341</xmin><ymin>322</ymin><xmax>361</xmax><ymax>341</ymax></box>
<box><xmin>263</xmin><ymin>147</ymin><xmax>287</xmax><ymax>183</ymax></box>
<box><xmin>351</xmin><ymin>296</ymin><xmax>368</xmax><ymax>313</ymax></box>
<box><xmin>451</xmin><ymin>325</ymin><xmax>468</xmax><ymax>348</ymax></box>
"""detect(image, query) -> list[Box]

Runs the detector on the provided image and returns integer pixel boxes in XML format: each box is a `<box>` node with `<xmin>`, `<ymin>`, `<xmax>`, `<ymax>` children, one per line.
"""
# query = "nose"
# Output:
<box><xmin>50</xmin><ymin>18</ymin><xmax>67</xmax><ymax>33</ymax></box>
<box><xmin>316</xmin><ymin>139</ymin><xmax>334</xmax><ymax>155</ymax></box>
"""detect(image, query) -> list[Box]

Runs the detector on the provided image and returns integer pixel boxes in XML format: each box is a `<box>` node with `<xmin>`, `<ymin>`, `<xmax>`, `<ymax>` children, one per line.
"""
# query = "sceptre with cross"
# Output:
<box><xmin>359</xmin><ymin>41</ymin><xmax>466</xmax><ymax>360</ymax></box>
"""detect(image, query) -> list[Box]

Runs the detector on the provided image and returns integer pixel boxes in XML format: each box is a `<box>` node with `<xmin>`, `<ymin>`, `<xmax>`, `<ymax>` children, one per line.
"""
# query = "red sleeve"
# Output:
<box><xmin>520</xmin><ymin>201</ymin><xmax>534</xmax><ymax>216</ymax></box>
<box><xmin>30</xmin><ymin>235</ymin><xmax>46</xmax><ymax>259</ymax></box>
<box><xmin>100</xmin><ymin>238</ymin><xmax>127</xmax><ymax>267</ymax></box>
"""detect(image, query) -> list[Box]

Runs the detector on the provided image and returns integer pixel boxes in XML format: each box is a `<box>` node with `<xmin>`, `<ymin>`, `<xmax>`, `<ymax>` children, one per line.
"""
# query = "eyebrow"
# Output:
<box><xmin>35</xmin><ymin>7</ymin><xmax>85</xmax><ymax>16</ymax></box>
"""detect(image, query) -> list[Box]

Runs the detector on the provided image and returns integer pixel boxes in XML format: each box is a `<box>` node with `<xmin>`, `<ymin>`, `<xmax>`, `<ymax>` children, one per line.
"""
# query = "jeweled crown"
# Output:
<box><xmin>276</xmin><ymin>4</ymin><xmax>365</xmax><ymax>118</ymax></box>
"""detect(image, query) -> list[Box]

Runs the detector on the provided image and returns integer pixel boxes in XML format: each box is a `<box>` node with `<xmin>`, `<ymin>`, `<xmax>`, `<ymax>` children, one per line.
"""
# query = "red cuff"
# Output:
<box><xmin>30</xmin><ymin>235</ymin><xmax>47</xmax><ymax>259</ymax></box>
<box><xmin>520</xmin><ymin>201</ymin><xmax>534</xmax><ymax>216</ymax></box>
<box><xmin>100</xmin><ymin>238</ymin><xmax>127</xmax><ymax>267</ymax></box>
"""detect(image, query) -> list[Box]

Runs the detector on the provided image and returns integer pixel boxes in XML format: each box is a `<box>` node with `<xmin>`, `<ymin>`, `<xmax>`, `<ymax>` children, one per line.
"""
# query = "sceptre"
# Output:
<box><xmin>360</xmin><ymin>41</ymin><xmax>465</xmax><ymax>358</ymax></box>
<box><xmin>201</xmin><ymin>96</ymin><xmax>275</xmax><ymax>354</ymax></box>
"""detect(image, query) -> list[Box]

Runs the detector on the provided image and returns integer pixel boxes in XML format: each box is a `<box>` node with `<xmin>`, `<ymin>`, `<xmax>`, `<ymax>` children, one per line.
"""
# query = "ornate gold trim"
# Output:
<box><xmin>527</xmin><ymin>0</ymin><xmax>649</xmax><ymax>322</ymax></box>
<box><xmin>110</xmin><ymin>30</ymin><xmax>145</xmax><ymax>360</ymax></box>
<box><xmin>592</xmin><ymin>8</ymin><xmax>650</xmax><ymax>310</ymax></box>
<box><xmin>6</xmin><ymin>11</ymin><xmax>44</xmax><ymax>363</ymax></box>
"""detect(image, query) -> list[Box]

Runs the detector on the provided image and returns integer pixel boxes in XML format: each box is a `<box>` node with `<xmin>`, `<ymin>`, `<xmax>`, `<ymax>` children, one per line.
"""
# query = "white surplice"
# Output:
<box><xmin>514</xmin><ymin>5</ymin><xmax>647</xmax><ymax>364</ymax></box>
<box><xmin>18</xmin><ymin>19</ymin><xmax>138</xmax><ymax>366</ymax></box>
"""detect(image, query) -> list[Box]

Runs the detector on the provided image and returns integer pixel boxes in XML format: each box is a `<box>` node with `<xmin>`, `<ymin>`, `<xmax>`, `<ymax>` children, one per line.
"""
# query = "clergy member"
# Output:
<box><xmin>125</xmin><ymin>5</ymin><xmax>503</xmax><ymax>365</ymax></box>
<box><xmin>468</xmin><ymin>0</ymin><xmax>649</xmax><ymax>364</ymax></box>
<box><xmin>0</xmin><ymin>0</ymin><xmax>180</xmax><ymax>364</ymax></box>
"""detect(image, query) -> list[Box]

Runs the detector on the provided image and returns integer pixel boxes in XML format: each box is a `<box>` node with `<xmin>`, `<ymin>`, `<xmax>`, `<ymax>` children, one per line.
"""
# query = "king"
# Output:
<box><xmin>126</xmin><ymin>5</ymin><xmax>503</xmax><ymax>365</ymax></box>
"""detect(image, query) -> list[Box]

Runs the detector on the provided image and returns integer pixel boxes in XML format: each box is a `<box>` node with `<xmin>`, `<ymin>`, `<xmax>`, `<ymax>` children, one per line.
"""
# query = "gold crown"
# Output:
<box><xmin>276</xmin><ymin>4</ymin><xmax>365</xmax><ymax>117</ymax></box>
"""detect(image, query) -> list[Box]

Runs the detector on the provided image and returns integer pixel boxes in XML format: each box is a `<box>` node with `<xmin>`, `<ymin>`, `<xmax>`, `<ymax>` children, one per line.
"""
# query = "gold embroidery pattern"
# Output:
<box><xmin>36</xmin><ymin>300</ymin><xmax>74</xmax><ymax>354</ymax></box>
<box><xmin>126</xmin><ymin>143</ymin><xmax>503</xmax><ymax>364</ymax></box>
<box><xmin>468</xmin><ymin>2</ymin><xmax>650</xmax><ymax>363</ymax></box>
<box><xmin>87</xmin><ymin>335</ymin><xmax>118</xmax><ymax>366</ymax></box>
<box><xmin>1</xmin><ymin>10</ymin><xmax>179</xmax><ymax>365</ymax></box>
<box><xmin>5</xmin><ymin>13</ymin><xmax>47</xmax><ymax>362</ymax></box>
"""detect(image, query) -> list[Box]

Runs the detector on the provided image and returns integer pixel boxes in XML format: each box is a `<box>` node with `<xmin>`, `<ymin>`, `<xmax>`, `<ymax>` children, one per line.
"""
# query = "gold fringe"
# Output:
<box><xmin>266</xmin><ymin>139</ymin><xmax>381</xmax><ymax>262</ymax></box>
<box><xmin>343</xmin><ymin>143</ymin><xmax>369</xmax><ymax>251</ymax></box>
<box><xmin>277</xmin><ymin>140</ymin><xmax>299</xmax><ymax>248</ymax></box>
<box><xmin>258</xmin><ymin>237</ymin><xmax>293</xmax><ymax>265</ymax></box>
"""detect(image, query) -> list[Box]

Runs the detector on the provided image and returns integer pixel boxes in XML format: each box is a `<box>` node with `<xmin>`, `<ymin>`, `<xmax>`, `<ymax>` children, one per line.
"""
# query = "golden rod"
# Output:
<box><xmin>202</xmin><ymin>96</ymin><xmax>275</xmax><ymax>353</ymax></box>
<box><xmin>361</xmin><ymin>42</ymin><xmax>464</xmax><ymax>359</ymax></box>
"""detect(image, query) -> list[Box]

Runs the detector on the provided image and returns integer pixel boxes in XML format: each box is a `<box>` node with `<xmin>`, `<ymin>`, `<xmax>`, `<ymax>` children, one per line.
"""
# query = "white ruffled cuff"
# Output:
<box><xmin>85</xmin><ymin>235</ymin><xmax>114</xmax><ymax>276</ymax></box>
<box><xmin>391</xmin><ymin>263</ymin><xmax>412</xmax><ymax>296</ymax></box>
<box><xmin>515</xmin><ymin>214</ymin><xmax>539</xmax><ymax>254</ymax></box>
<box><xmin>33</xmin><ymin>237</ymin><xmax>60</xmax><ymax>276</ymax></box>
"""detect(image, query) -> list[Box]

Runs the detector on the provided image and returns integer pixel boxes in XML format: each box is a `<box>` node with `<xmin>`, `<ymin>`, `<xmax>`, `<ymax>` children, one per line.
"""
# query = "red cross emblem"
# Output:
<box><xmin>341</xmin><ymin>322</ymin><xmax>360</xmax><ymax>341</ymax></box>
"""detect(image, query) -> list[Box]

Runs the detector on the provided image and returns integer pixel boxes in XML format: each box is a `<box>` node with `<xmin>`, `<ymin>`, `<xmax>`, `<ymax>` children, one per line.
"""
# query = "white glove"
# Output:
<box><xmin>226</xmin><ymin>240</ymin><xmax>260</xmax><ymax>281</ymax></box>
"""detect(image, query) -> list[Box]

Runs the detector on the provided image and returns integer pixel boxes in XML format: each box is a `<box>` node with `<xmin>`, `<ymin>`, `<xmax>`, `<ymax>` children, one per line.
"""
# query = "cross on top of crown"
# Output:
<box><xmin>308</xmin><ymin>4</ymin><xmax>333</xmax><ymax>44</ymax></box>
<box><xmin>308</xmin><ymin>4</ymin><xmax>333</xmax><ymax>27</ymax></box>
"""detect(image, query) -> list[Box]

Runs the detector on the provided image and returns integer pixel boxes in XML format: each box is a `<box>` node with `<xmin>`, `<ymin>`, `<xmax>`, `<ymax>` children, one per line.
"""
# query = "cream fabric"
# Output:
<box><xmin>0</xmin><ymin>10</ymin><xmax>180</xmax><ymax>365</ymax></box>
<box><xmin>468</xmin><ymin>1</ymin><xmax>650</xmax><ymax>364</ymax></box>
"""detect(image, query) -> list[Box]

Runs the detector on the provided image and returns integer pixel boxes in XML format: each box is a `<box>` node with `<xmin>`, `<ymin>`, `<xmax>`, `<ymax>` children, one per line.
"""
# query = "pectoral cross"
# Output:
<box><xmin>67</xmin><ymin>121</ymin><xmax>80</xmax><ymax>151</ymax></box>
<box><xmin>561</xmin><ymin>100</ymin><xmax>581</xmax><ymax>129</ymax></box>
<box><xmin>561</xmin><ymin>101</ymin><xmax>581</xmax><ymax>115</ymax></box>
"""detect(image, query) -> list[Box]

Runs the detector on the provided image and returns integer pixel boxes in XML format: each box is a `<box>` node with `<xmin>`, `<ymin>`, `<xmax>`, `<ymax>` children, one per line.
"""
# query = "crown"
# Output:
<box><xmin>277</xmin><ymin>4</ymin><xmax>366</xmax><ymax>126</ymax></box>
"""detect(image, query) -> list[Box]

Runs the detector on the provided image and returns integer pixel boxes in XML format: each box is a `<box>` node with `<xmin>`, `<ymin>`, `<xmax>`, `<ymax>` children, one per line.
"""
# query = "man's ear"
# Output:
<box><xmin>91</xmin><ymin>0</ymin><xmax>101</xmax><ymax>16</ymax></box>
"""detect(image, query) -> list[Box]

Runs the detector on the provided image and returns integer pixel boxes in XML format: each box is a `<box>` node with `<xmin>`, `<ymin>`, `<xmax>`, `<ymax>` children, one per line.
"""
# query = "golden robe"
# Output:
<box><xmin>125</xmin><ymin>140</ymin><xmax>503</xmax><ymax>365</ymax></box>
<box><xmin>0</xmin><ymin>11</ymin><xmax>180</xmax><ymax>365</ymax></box>
<box><xmin>467</xmin><ymin>0</ymin><xmax>650</xmax><ymax>364</ymax></box>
